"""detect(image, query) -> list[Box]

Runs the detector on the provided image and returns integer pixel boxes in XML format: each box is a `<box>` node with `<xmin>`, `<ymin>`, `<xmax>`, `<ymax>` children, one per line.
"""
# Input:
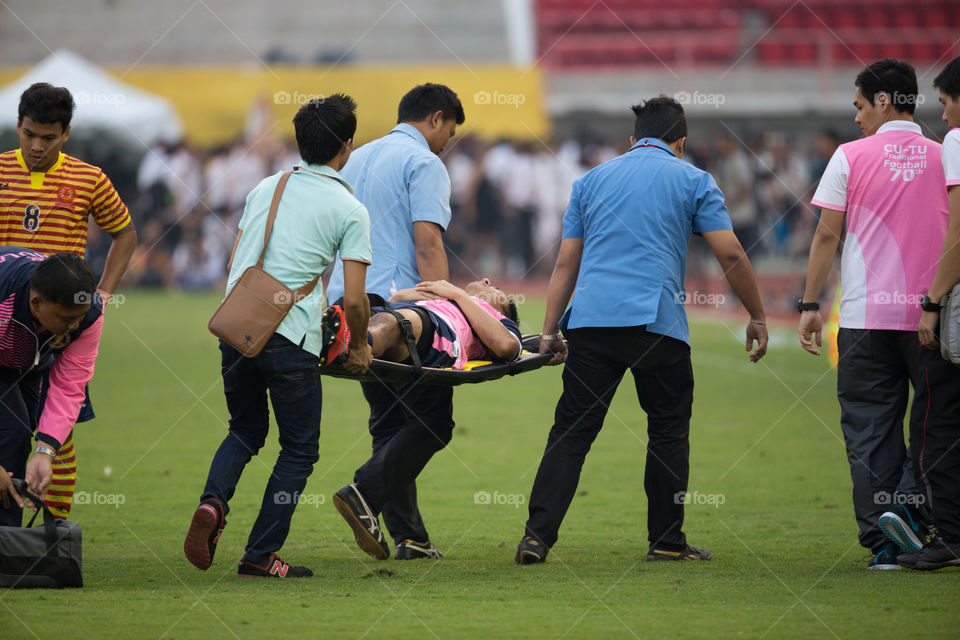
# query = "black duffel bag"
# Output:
<box><xmin>0</xmin><ymin>478</ymin><xmax>82</xmax><ymax>588</ymax></box>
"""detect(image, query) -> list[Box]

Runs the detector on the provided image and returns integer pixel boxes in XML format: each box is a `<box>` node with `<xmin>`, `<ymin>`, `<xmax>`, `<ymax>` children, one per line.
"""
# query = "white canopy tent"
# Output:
<box><xmin>0</xmin><ymin>49</ymin><xmax>182</xmax><ymax>146</ymax></box>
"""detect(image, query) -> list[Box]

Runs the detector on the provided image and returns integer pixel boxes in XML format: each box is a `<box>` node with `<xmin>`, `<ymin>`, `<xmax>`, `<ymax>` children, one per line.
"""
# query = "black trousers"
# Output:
<box><xmin>525</xmin><ymin>326</ymin><xmax>694</xmax><ymax>550</ymax></box>
<box><xmin>910</xmin><ymin>347</ymin><xmax>960</xmax><ymax>543</ymax></box>
<box><xmin>0</xmin><ymin>366</ymin><xmax>43</xmax><ymax>527</ymax></box>
<box><xmin>353</xmin><ymin>379</ymin><xmax>454</xmax><ymax>545</ymax></box>
<box><xmin>837</xmin><ymin>328</ymin><xmax>920</xmax><ymax>551</ymax></box>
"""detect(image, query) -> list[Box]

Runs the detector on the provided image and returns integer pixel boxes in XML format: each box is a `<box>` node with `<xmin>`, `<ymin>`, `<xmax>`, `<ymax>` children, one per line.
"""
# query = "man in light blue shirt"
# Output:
<box><xmin>185</xmin><ymin>95</ymin><xmax>372</xmax><ymax>579</ymax></box>
<box><xmin>515</xmin><ymin>96</ymin><xmax>768</xmax><ymax>565</ymax></box>
<box><xmin>329</xmin><ymin>84</ymin><xmax>465</xmax><ymax>562</ymax></box>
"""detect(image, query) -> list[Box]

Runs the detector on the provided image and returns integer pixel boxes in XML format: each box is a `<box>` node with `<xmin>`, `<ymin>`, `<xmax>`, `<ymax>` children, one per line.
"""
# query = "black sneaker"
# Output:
<box><xmin>867</xmin><ymin>542</ymin><xmax>901</xmax><ymax>570</ymax></box>
<box><xmin>647</xmin><ymin>544</ymin><xmax>712</xmax><ymax>561</ymax></box>
<box><xmin>395</xmin><ymin>539</ymin><xmax>444</xmax><ymax>559</ymax></box>
<box><xmin>237</xmin><ymin>553</ymin><xmax>313</xmax><ymax>578</ymax></box>
<box><xmin>897</xmin><ymin>537</ymin><xmax>960</xmax><ymax>571</ymax></box>
<box><xmin>333</xmin><ymin>484</ymin><xmax>390</xmax><ymax>560</ymax></box>
<box><xmin>515</xmin><ymin>536</ymin><xmax>548</xmax><ymax>564</ymax></box>
<box><xmin>184</xmin><ymin>497</ymin><xmax>227</xmax><ymax>570</ymax></box>
<box><xmin>878</xmin><ymin>503</ymin><xmax>932</xmax><ymax>553</ymax></box>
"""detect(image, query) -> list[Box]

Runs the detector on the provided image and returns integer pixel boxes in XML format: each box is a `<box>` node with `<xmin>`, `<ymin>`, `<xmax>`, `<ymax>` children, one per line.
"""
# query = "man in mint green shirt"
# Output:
<box><xmin>184</xmin><ymin>94</ymin><xmax>372</xmax><ymax>579</ymax></box>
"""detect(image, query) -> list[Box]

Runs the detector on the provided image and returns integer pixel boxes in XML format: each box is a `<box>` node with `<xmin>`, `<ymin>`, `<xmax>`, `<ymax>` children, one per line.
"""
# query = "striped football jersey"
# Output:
<box><xmin>0</xmin><ymin>148</ymin><xmax>131</xmax><ymax>256</ymax></box>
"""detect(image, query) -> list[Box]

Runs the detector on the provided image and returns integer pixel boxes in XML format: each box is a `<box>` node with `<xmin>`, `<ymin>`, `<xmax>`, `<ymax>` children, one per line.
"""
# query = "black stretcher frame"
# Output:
<box><xmin>320</xmin><ymin>335</ymin><xmax>554</xmax><ymax>386</ymax></box>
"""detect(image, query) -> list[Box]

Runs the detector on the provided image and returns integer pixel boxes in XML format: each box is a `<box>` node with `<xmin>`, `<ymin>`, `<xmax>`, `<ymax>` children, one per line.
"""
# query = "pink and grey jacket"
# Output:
<box><xmin>0</xmin><ymin>247</ymin><xmax>104</xmax><ymax>449</ymax></box>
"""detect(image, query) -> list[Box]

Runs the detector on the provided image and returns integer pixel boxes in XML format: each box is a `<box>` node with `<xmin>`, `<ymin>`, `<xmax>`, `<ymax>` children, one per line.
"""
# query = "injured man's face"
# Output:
<box><xmin>464</xmin><ymin>278</ymin><xmax>518</xmax><ymax>323</ymax></box>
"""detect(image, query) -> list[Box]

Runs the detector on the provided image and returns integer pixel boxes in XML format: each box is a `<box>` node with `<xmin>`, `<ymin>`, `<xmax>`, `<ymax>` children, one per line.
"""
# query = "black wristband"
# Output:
<box><xmin>796</xmin><ymin>300</ymin><xmax>820</xmax><ymax>313</ymax></box>
<box><xmin>921</xmin><ymin>295</ymin><xmax>942</xmax><ymax>312</ymax></box>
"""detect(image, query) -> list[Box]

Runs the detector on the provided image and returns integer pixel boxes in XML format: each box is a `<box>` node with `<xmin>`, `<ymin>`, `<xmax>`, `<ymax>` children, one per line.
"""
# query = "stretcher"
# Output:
<box><xmin>321</xmin><ymin>335</ymin><xmax>555</xmax><ymax>386</ymax></box>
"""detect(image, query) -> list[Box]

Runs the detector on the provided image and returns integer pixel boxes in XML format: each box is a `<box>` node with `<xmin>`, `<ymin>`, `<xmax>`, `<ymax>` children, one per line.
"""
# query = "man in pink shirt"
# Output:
<box><xmin>798</xmin><ymin>58</ymin><xmax>948</xmax><ymax>569</ymax></box>
<box><xmin>892</xmin><ymin>56</ymin><xmax>960</xmax><ymax>570</ymax></box>
<box><xmin>0</xmin><ymin>249</ymin><xmax>103</xmax><ymax>526</ymax></box>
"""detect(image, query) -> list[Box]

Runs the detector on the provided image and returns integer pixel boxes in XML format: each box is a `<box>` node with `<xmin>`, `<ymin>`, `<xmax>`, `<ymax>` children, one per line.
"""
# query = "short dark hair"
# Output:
<box><xmin>934</xmin><ymin>56</ymin><xmax>960</xmax><ymax>101</ymax></box>
<box><xmin>630</xmin><ymin>96</ymin><xmax>687</xmax><ymax>143</ymax></box>
<box><xmin>29</xmin><ymin>253</ymin><xmax>96</xmax><ymax>308</ymax></box>
<box><xmin>292</xmin><ymin>93</ymin><xmax>357</xmax><ymax>166</ymax></box>
<box><xmin>397</xmin><ymin>83</ymin><xmax>465</xmax><ymax>125</ymax></box>
<box><xmin>855</xmin><ymin>58</ymin><xmax>919</xmax><ymax>115</ymax></box>
<box><xmin>18</xmin><ymin>82</ymin><xmax>75</xmax><ymax>131</ymax></box>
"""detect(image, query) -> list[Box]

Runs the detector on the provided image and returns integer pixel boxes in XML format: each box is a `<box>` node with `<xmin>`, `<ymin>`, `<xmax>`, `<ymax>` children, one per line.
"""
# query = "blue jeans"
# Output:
<box><xmin>202</xmin><ymin>335</ymin><xmax>322</xmax><ymax>561</ymax></box>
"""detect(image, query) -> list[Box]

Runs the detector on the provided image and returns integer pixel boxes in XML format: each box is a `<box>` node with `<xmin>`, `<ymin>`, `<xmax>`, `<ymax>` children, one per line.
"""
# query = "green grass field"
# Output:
<box><xmin>3</xmin><ymin>291</ymin><xmax>959</xmax><ymax>639</ymax></box>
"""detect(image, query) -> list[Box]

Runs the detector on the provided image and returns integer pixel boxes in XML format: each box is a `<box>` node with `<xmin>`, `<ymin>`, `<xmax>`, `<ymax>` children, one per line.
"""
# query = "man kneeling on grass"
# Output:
<box><xmin>324</xmin><ymin>278</ymin><xmax>521</xmax><ymax>560</ymax></box>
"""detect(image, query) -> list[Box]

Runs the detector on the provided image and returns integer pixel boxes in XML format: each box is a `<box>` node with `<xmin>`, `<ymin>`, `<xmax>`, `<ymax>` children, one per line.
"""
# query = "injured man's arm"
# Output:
<box><xmin>368</xmin><ymin>279</ymin><xmax>522</xmax><ymax>368</ymax></box>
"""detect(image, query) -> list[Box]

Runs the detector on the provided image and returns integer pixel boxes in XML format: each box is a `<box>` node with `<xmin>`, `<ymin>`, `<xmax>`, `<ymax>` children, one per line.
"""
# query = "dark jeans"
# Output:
<box><xmin>0</xmin><ymin>367</ymin><xmax>43</xmax><ymax>527</ymax></box>
<box><xmin>202</xmin><ymin>335</ymin><xmax>322</xmax><ymax>561</ymax></box>
<box><xmin>910</xmin><ymin>346</ymin><xmax>960</xmax><ymax>542</ymax></box>
<box><xmin>525</xmin><ymin>326</ymin><xmax>694</xmax><ymax>550</ymax></box>
<box><xmin>354</xmin><ymin>379</ymin><xmax>454</xmax><ymax>545</ymax></box>
<box><xmin>837</xmin><ymin>328</ymin><xmax>920</xmax><ymax>551</ymax></box>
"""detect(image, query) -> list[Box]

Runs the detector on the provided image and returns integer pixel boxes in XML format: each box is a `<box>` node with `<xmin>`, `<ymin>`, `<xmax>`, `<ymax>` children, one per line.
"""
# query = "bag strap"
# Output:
<box><xmin>13</xmin><ymin>478</ymin><xmax>60</xmax><ymax>551</ymax></box>
<box><xmin>256</xmin><ymin>168</ymin><xmax>296</xmax><ymax>269</ymax></box>
<box><xmin>374</xmin><ymin>296</ymin><xmax>422</xmax><ymax>371</ymax></box>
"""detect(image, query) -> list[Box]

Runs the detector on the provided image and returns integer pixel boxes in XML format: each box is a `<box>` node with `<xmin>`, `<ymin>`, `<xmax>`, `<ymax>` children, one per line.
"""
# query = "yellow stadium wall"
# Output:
<box><xmin>0</xmin><ymin>66</ymin><xmax>548</xmax><ymax>147</ymax></box>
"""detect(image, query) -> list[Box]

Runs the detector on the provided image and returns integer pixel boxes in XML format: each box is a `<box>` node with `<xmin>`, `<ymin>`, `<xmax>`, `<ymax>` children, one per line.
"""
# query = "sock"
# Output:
<box><xmin>45</xmin><ymin>434</ymin><xmax>76</xmax><ymax>519</ymax></box>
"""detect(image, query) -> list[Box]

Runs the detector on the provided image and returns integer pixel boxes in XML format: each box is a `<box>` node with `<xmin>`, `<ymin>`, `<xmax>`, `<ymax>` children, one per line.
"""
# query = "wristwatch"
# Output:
<box><xmin>921</xmin><ymin>296</ymin><xmax>942</xmax><ymax>312</ymax></box>
<box><xmin>34</xmin><ymin>445</ymin><xmax>56</xmax><ymax>458</ymax></box>
<box><xmin>796</xmin><ymin>300</ymin><xmax>820</xmax><ymax>313</ymax></box>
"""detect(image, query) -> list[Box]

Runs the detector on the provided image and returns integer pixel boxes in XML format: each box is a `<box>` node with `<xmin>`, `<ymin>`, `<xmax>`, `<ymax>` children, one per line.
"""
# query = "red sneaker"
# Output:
<box><xmin>184</xmin><ymin>497</ymin><xmax>227</xmax><ymax>570</ymax></box>
<box><xmin>237</xmin><ymin>553</ymin><xmax>313</xmax><ymax>578</ymax></box>
<box><xmin>320</xmin><ymin>304</ymin><xmax>351</xmax><ymax>365</ymax></box>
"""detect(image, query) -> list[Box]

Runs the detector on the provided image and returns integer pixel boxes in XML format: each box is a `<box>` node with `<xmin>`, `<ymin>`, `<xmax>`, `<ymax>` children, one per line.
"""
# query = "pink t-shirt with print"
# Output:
<box><xmin>812</xmin><ymin>121</ymin><xmax>949</xmax><ymax>330</ymax></box>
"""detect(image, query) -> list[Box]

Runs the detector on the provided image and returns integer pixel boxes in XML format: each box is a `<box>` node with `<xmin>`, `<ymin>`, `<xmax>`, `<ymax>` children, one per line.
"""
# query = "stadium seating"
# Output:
<box><xmin>535</xmin><ymin>0</ymin><xmax>960</xmax><ymax>69</ymax></box>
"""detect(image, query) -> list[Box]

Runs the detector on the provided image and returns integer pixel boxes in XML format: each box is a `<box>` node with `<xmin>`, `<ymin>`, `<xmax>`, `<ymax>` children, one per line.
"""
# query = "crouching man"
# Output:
<box><xmin>0</xmin><ymin>249</ymin><xmax>104</xmax><ymax>526</ymax></box>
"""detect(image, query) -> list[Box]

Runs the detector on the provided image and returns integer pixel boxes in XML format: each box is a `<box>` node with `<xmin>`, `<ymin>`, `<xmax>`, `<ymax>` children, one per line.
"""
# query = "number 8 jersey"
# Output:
<box><xmin>0</xmin><ymin>148</ymin><xmax>131</xmax><ymax>256</ymax></box>
<box><xmin>811</xmin><ymin>121</ymin><xmax>949</xmax><ymax>331</ymax></box>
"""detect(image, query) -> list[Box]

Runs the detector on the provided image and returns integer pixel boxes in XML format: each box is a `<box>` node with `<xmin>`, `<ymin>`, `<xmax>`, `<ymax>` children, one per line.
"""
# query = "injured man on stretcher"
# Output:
<box><xmin>326</xmin><ymin>279</ymin><xmax>522</xmax><ymax>370</ymax></box>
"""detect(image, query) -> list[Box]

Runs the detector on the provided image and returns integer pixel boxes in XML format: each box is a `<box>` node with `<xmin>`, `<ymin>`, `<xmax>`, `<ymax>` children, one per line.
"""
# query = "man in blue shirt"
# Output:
<box><xmin>515</xmin><ymin>96</ymin><xmax>768</xmax><ymax>564</ymax></box>
<box><xmin>328</xmin><ymin>84</ymin><xmax>464</xmax><ymax>561</ymax></box>
<box><xmin>184</xmin><ymin>95</ymin><xmax>372</xmax><ymax>579</ymax></box>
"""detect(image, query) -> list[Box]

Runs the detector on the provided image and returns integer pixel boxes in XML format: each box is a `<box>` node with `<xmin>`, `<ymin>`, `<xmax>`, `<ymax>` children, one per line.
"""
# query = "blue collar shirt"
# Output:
<box><xmin>563</xmin><ymin>137</ymin><xmax>732</xmax><ymax>344</ymax></box>
<box><xmin>326</xmin><ymin>123</ymin><xmax>453</xmax><ymax>301</ymax></box>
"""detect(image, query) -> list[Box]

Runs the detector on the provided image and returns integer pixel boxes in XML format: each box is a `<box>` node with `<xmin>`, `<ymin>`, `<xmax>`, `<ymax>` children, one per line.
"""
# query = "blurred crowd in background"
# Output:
<box><xmin>79</xmin><ymin>127</ymin><xmax>842</xmax><ymax>293</ymax></box>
